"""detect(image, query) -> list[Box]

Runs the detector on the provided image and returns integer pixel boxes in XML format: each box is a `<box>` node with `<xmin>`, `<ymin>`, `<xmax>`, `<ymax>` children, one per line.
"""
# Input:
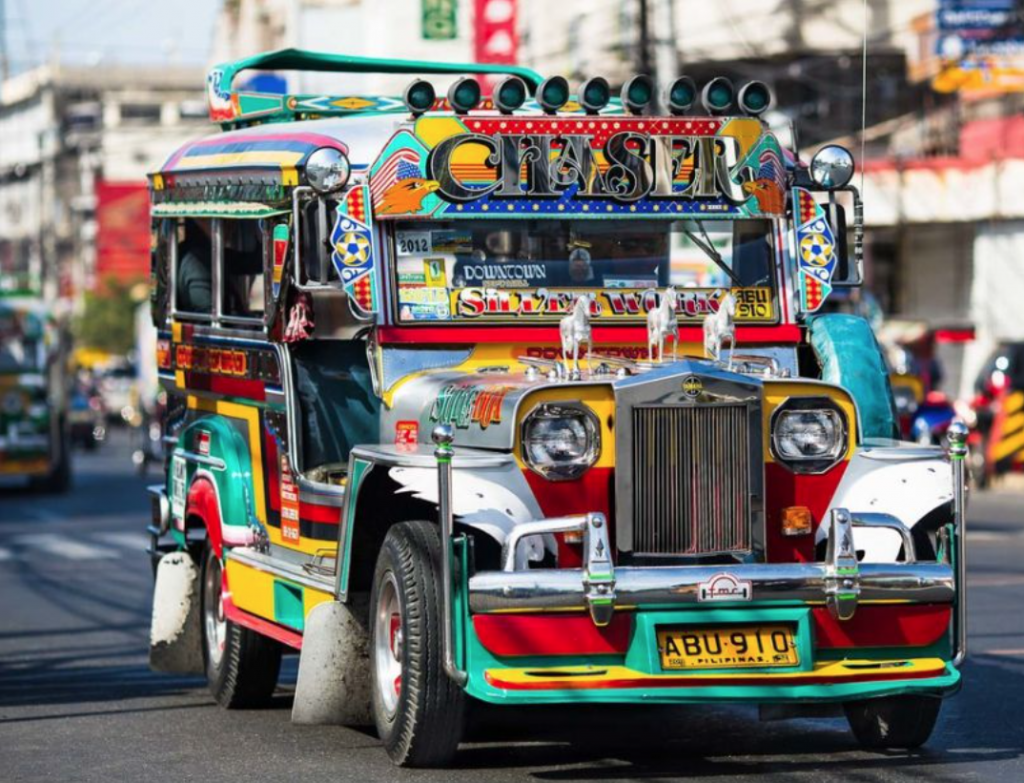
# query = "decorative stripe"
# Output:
<box><xmin>377</xmin><ymin>325</ymin><xmax>803</xmax><ymax>346</ymax></box>
<box><xmin>223</xmin><ymin>595</ymin><xmax>303</xmax><ymax>649</ymax></box>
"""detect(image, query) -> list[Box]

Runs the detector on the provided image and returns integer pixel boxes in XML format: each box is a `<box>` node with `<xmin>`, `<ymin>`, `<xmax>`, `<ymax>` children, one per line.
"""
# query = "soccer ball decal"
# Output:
<box><xmin>800</xmin><ymin>232</ymin><xmax>833</xmax><ymax>267</ymax></box>
<box><xmin>336</xmin><ymin>231</ymin><xmax>371</xmax><ymax>266</ymax></box>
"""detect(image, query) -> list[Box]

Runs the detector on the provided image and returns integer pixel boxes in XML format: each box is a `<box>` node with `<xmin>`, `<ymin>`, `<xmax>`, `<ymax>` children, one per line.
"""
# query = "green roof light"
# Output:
<box><xmin>403</xmin><ymin>79</ymin><xmax>436</xmax><ymax>116</ymax></box>
<box><xmin>494</xmin><ymin>76</ymin><xmax>528</xmax><ymax>114</ymax></box>
<box><xmin>537</xmin><ymin>76</ymin><xmax>570</xmax><ymax>114</ymax></box>
<box><xmin>621</xmin><ymin>75</ymin><xmax>654</xmax><ymax>114</ymax></box>
<box><xmin>579</xmin><ymin>77</ymin><xmax>611</xmax><ymax>114</ymax></box>
<box><xmin>448</xmin><ymin>77</ymin><xmax>481</xmax><ymax>114</ymax></box>
<box><xmin>701</xmin><ymin>77</ymin><xmax>735</xmax><ymax>115</ymax></box>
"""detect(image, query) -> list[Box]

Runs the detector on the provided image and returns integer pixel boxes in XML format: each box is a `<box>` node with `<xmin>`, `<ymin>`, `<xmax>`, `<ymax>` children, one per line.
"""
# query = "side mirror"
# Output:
<box><xmin>827</xmin><ymin>189</ymin><xmax>864</xmax><ymax>288</ymax></box>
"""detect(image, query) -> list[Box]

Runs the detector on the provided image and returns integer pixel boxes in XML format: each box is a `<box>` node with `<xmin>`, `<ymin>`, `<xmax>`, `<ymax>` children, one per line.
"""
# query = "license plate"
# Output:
<box><xmin>657</xmin><ymin>624</ymin><xmax>799</xmax><ymax>670</ymax></box>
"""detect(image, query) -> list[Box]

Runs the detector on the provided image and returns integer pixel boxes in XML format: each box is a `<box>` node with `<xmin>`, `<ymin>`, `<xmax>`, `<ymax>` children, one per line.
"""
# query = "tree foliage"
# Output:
<box><xmin>73</xmin><ymin>278</ymin><xmax>143</xmax><ymax>355</ymax></box>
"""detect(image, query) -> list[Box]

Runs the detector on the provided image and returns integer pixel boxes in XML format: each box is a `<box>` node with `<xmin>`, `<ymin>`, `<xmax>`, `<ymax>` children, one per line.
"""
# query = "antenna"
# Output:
<box><xmin>860</xmin><ymin>0</ymin><xmax>868</xmax><ymax>192</ymax></box>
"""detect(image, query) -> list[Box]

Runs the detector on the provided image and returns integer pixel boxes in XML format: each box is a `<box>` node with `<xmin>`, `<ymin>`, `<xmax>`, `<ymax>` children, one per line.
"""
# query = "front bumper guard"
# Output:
<box><xmin>432</xmin><ymin>423</ymin><xmax>971</xmax><ymax>685</ymax></box>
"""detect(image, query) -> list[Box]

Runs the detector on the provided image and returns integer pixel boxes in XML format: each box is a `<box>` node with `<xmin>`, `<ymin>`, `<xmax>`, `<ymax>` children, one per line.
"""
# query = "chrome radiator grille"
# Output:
<box><xmin>631</xmin><ymin>405</ymin><xmax>751</xmax><ymax>555</ymax></box>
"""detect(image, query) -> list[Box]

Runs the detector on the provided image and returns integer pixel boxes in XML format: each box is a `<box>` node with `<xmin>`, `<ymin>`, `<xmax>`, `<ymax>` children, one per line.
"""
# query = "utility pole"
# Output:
<box><xmin>637</xmin><ymin>0</ymin><xmax>653</xmax><ymax>77</ymax></box>
<box><xmin>1</xmin><ymin>0</ymin><xmax>9</xmax><ymax>81</ymax></box>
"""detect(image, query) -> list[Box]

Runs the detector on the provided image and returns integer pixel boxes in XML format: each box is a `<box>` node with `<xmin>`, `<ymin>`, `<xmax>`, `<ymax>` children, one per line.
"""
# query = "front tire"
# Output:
<box><xmin>370</xmin><ymin>521</ymin><xmax>465</xmax><ymax>767</ymax></box>
<box><xmin>845</xmin><ymin>695</ymin><xmax>941</xmax><ymax>749</ymax></box>
<box><xmin>200</xmin><ymin>543</ymin><xmax>282</xmax><ymax>708</ymax></box>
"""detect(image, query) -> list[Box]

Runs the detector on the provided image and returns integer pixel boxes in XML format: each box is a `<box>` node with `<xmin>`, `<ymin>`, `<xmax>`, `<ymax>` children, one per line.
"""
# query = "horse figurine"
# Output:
<box><xmin>647</xmin><ymin>287</ymin><xmax>679</xmax><ymax>362</ymax></box>
<box><xmin>560</xmin><ymin>294</ymin><xmax>594</xmax><ymax>377</ymax></box>
<box><xmin>703</xmin><ymin>293</ymin><xmax>736</xmax><ymax>369</ymax></box>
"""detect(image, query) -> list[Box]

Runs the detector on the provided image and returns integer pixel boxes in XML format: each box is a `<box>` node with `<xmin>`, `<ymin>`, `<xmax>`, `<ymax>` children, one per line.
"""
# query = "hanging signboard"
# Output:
<box><xmin>423</xmin><ymin>0</ymin><xmax>458</xmax><ymax>40</ymax></box>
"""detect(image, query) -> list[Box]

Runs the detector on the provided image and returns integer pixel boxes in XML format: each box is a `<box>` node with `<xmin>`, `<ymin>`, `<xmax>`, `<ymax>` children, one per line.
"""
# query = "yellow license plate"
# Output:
<box><xmin>657</xmin><ymin>625</ymin><xmax>799</xmax><ymax>670</ymax></box>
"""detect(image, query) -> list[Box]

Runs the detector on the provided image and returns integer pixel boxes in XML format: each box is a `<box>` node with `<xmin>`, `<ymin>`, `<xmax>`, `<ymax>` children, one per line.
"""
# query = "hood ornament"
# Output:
<box><xmin>704</xmin><ymin>293</ymin><xmax>737</xmax><ymax>370</ymax></box>
<box><xmin>560</xmin><ymin>294</ymin><xmax>594</xmax><ymax>380</ymax></box>
<box><xmin>647</xmin><ymin>287</ymin><xmax>679</xmax><ymax>362</ymax></box>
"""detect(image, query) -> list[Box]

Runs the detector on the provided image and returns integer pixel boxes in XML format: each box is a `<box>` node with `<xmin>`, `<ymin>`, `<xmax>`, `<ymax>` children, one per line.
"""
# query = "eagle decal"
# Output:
<box><xmin>742</xmin><ymin>148</ymin><xmax>786</xmax><ymax>215</ymax></box>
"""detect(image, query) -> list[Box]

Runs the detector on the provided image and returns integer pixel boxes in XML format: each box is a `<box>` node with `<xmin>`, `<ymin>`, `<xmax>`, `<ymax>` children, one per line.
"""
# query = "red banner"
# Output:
<box><xmin>473</xmin><ymin>0</ymin><xmax>517</xmax><ymax>64</ymax></box>
<box><xmin>95</xmin><ymin>180</ymin><xmax>150</xmax><ymax>288</ymax></box>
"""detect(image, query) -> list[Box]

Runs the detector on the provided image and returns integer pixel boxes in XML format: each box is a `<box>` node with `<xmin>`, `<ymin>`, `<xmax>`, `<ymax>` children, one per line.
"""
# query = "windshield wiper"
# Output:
<box><xmin>684</xmin><ymin>224</ymin><xmax>742</xmax><ymax>287</ymax></box>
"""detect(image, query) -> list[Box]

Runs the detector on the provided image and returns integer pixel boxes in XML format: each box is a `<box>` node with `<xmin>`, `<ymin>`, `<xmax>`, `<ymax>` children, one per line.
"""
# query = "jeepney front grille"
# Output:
<box><xmin>631</xmin><ymin>405</ymin><xmax>751</xmax><ymax>556</ymax></box>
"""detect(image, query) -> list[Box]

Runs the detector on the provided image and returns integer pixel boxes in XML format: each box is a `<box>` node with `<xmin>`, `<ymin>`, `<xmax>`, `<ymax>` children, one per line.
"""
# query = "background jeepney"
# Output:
<box><xmin>0</xmin><ymin>296</ymin><xmax>72</xmax><ymax>492</ymax></box>
<box><xmin>146</xmin><ymin>51</ymin><xmax>969</xmax><ymax>768</ymax></box>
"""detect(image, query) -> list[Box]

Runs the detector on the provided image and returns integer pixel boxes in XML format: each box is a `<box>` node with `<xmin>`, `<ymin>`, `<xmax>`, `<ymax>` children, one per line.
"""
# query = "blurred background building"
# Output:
<box><xmin>2</xmin><ymin>0</ymin><xmax>1023</xmax><ymax>395</ymax></box>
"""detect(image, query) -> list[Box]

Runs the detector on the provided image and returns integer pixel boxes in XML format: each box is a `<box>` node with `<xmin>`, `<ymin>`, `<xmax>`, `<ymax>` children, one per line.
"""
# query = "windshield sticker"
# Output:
<box><xmin>398</xmin><ymin>287</ymin><xmax>451</xmax><ymax>321</ymax></box>
<box><xmin>369</xmin><ymin>116</ymin><xmax>787</xmax><ymax>220</ymax></box>
<box><xmin>793</xmin><ymin>188</ymin><xmax>838</xmax><ymax>313</ymax></box>
<box><xmin>396</xmin><ymin>231</ymin><xmax>431</xmax><ymax>256</ymax></box>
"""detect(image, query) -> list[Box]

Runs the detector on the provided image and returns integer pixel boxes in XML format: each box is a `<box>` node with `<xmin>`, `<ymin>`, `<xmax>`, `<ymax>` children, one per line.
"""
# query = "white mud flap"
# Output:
<box><xmin>292</xmin><ymin>601</ymin><xmax>371</xmax><ymax>726</ymax></box>
<box><xmin>149</xmin><ymin>552</ymin><xmax>204</xmax><ymax>674</ymax></box>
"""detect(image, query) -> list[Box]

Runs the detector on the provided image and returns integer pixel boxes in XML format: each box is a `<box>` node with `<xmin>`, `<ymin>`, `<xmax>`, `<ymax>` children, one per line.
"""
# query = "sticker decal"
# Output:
<box><xmin>331</xmin><ymin>185</ymin><xmax>378</xmax><ymax>315</ymax></box>
<box><xmin>395</xmin><ymin>420</ymin><xmax>419</xmax><ymax>452</ymax></box>
<box><xmin>793</xmin><ymin>187</ymin><xmax>838</xmax><ymax>313</ymax></box>
<box><xmin>271</xmin><ymin>222</ymin><xmax>289</xmax><ymax>300</ymax></box>
<box><xmin>430</xmin><ymin>384</ymin><xmax>512</xmax><ymax>429</ymax></box>
<box><xmin>682</xmin><ymin>375</ymin><xmax>703</xmax><ymax>398</ymax></box>
<box><xmin>280</xmin><ymin>454</ymin><xmax>300</xmax><ymax>543</ymax></box>
<box><xmin>697</xmin><ymin>573</ymin><xmax>753</xmax><ymax>602</ymax></box>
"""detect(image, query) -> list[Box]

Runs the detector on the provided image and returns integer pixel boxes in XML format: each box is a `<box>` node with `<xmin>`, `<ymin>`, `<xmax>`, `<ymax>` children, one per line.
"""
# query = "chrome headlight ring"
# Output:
<box><xmin>770</xmin><ymin>396</ymin><xmax>848</xmax><ymax>474</ymax></box>
<box><xmin>520</xmin><ymin>402</ymin><xmax>600</xmax><ymax>481</ymax></box>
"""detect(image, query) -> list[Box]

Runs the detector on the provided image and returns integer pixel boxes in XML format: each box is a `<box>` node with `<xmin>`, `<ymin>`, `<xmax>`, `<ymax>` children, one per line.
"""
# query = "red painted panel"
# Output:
<box><xmin>813</xmin><ymin>605</ymin><xmax>951</xmax><ymax>649</ymax></box>
<box><xmin>377</xmin><ymin>325</ymin><xmax>802</xmax><ymax>346</ymax></box>
<box><xmin>522</xmin><ymin>466</ymin><xmax>613</xmax><ymax>568</ymax></box>
<box><xmin>763</xmin><ymin>461</ymin><xmax>848</xmax><ymax>563</ymax></box>
<box><xmin>474</xmin><ymin>613</ymin><xmax>633</xmax><ymax>657</ymax></box>
<box><xmin>186</xmin><ymin>477</ymin><xmax>222</xmax><ymax>557</ymax></box>
<box><xmin>223</xmin><ymin>596</ymin><xmax>303</xmax><ymax>650</ymax></box>
<box><xmin>300</xmin><ymin>501</ymin><xmax>342</xmax><ymax>525</ymax></box>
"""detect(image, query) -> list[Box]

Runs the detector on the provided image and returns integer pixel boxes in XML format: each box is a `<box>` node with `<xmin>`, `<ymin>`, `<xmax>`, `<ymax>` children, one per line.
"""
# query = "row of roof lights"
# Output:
<box><xmin>402</xmin><ymin>75</ymin><xmax>773</xmax><ymax>118</ymax></box>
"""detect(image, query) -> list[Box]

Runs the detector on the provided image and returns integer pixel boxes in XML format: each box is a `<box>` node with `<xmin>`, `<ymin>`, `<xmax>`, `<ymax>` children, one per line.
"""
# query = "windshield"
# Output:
<box><xmin>0</xmin><ymin>311</ymin><xmax>44</xmax><ymax>372</ymax></box>
<box><xmin>391</xmin><ymin>219</ymin><xmax>776</xmax><ymax>323</ymax></box>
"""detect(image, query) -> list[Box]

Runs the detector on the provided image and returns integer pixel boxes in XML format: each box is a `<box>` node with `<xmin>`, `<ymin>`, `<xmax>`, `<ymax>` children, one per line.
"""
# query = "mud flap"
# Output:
<box><xmin>148</xmin><ymin>552</ymin><xmax>204</xmax><ymax>675</ymax></box>
<box><xmin>292</xmin><ymin>600</ymin><xmax>372</xmax><ymax>726</ymax></box>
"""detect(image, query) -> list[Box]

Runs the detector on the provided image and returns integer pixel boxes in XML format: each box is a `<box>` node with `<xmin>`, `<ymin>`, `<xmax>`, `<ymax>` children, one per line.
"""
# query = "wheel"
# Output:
<box><xmin>844</xmin><ymin>695</ymin><xmax>941</xmax><ymax>749</ymax></box>
<box><xmin>31</xmin><ymin>425</ymin><xmax>71</xmax><ymax>494</ymax></box>
<box><xmin>200</xmin><ymin>543</ymin><xmax>282</xmax><ymax>708</ymax></box>
<box><xmin>370</xmin><ymin>521</ymin><xmax>465</xmax><ymax>767</ymax></box>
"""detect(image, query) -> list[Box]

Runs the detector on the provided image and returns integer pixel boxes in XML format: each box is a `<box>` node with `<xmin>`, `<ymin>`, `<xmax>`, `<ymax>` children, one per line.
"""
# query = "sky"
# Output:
<box><xmin>1</xmin><ymin>0</ymin><xmax>221</xmax><ymax>75</ymax></box>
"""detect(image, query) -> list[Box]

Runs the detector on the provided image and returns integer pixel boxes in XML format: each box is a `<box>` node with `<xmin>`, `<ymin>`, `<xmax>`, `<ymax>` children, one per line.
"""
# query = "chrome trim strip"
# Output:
<box><xmin>948</xmin><ymin>420</ymin><xmax>969</xmax><ymax>667</ymax></box>
<box><xmin>177</xmin><ymin>450</ymin><xmax>226</xmax><ymax>470</ymax></box>
<box><xmin>467</xmin><ymin>561</ymin><xmax>955</xmax><ymax>614</ymax></box>
<box><xmin>226</xmin><ymin>546</ymin><xmax>335</xmax><ymax>593</ymax></box>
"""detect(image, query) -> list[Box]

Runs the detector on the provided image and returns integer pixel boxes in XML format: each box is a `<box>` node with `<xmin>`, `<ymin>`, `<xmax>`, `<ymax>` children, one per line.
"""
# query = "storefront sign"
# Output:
<box><xmin>423</xmin><ymin>0</ymin><xmax>457</xmax><ymax>40</ymax></box>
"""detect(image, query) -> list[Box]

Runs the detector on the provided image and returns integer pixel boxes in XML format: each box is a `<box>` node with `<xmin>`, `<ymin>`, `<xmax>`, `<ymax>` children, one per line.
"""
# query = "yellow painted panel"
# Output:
<box><xmin>225</xmin><ymin>559</ymin><xmax>276</xmax><ymax>620</ymax></box>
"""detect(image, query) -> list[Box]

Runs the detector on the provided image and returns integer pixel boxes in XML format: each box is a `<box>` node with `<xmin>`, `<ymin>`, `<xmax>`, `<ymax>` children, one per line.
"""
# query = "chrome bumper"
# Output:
<box><xmin>470</xmin><ymin>509</ymin><xmax>955</xmax><ymax>618</ymax></box>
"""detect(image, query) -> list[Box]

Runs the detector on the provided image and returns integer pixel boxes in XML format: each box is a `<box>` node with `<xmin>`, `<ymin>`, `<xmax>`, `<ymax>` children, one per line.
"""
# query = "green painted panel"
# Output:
<box><xmin>273</xmin><ymin>580</ymin><xmax>305</xmax><ymax>631</ymax></box>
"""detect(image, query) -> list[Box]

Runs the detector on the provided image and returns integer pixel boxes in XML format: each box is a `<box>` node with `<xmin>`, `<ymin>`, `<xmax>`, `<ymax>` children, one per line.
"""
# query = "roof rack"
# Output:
<box><xmin>207</xmin><ymin>48</ymin><xmax>544</xmax><ymax>128</ymax></box>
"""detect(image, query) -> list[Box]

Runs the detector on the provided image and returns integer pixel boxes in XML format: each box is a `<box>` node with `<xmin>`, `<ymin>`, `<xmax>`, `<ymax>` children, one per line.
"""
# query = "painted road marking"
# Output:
<box><xmin>13</xmin><ymin>534</ymin><xmax>119</xmax><ymax>560</ymax></box>
<box><xmin>93</xmin><ymin>532</ymin><xmax>146</xmax><ymax>550</ymax></box>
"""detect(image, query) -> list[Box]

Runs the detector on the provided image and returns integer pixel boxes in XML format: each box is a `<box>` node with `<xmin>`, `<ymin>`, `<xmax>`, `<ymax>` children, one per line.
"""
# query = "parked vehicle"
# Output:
<box><xmin>68</xmin><ymin>374</ymin><xmax>106</xmax><ymax>450</ymax></box>
<box><xmin>969</xmin><ymin>340</ymin><xmax>1024</xmax><ymax>486</ymax></box>
<box><xmin>0</xmin><ymin>296</ymin><xmax>71</xmax><ymax>491</ymax></box>
<box><xmin>145</xmin><ymin>51</ymin><xmax>970</xmax><ymax>766</ymax></box>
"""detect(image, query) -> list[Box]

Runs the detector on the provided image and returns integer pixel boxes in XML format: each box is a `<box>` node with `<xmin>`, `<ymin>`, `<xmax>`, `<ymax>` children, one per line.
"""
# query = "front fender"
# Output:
<box><xmin>338</xmin><ymin>445</ymin><xmax>546</xmax><ymax>599</ymax></box>
<box><xmin>172</xmin><ymin>417</ymin><xmax>257</xmax><ymax>552</ymax></box>
<box><xmin>820</xmin><ymin>440</ymin><xmax>953</xmax><ymax>561</ymax></box>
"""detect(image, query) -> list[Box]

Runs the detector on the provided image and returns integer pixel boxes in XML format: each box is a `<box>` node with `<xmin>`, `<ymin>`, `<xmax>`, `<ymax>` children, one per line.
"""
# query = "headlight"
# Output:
<box><xmin>521</xmin><ymin>403</ymin><xmax>600</xmax><ymax>480</ymax></box>
<box><xmin>771</xmin><ymin>398</ymin><xmax>847</xmax><ymax>473</ymax></box>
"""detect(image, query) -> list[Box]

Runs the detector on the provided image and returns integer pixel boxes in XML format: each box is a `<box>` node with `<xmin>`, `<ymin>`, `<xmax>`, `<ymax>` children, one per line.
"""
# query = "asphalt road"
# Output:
<box><xmin>2</xmin><ymin>433</ymin><xmax>1023</xmax><ymax>783</ymax></box>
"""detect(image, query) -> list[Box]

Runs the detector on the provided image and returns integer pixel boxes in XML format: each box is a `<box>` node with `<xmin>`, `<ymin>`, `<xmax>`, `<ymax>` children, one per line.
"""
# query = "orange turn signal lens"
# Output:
<box><xmin>563</xmin><ymin>530</ymin><xmax>583</xmax><ymax>544</ymax></box>
<box><xmin>782</xmin><ymin>506</ymin><xmax>813</xmax><ymax>537</ymax></box>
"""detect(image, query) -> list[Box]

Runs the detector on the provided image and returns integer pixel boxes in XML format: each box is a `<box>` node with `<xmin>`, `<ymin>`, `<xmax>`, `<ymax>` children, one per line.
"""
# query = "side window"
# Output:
<box><xmin>174</xmin><ymin>218</ymin><xmax>214</xmax><ymax>320</ymax></box>
<box><xmin>221</xmin><ymin>219</ymin><xmax>266</xmax><ymax>326</ymax></box>
<box><xmin>298</xmin><ymin>197</ymin><xmax>340</xmax><ymax>286</ymax></box>
<box><xmin>151</xmin><ymin>219</ymin><xmax>172</xmax><ymax>326</ymax></box>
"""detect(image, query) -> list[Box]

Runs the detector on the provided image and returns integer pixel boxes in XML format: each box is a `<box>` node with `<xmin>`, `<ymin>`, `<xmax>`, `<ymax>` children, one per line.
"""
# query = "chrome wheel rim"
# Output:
<box><xmin>203</xmin><ymin>552</ymin><xmax>227</xmax><ymax>669</ymax></box>
<box><xmin>373</xmin><ymin>571</ymin><xmax>403</xmax><ymax>717</ymax></box>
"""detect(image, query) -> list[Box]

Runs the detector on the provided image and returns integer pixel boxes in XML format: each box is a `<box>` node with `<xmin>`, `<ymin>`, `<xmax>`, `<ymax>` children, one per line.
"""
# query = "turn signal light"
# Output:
<box><xmin>781</xmin><ymin>506</ymin><xmax>813</xmax><ymax>537</ymax></box>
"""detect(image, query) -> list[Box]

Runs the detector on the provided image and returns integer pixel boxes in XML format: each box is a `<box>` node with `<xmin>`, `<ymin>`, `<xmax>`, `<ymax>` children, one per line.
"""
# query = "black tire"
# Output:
<box><xmin>31</xmin><ymin>426</ymin><xmax>71</xmax><ymax>494</ymax></box>
<box><xmin>200</xmin><ymin>543</ymin><xmax>282</xmax><ymax>708</ymax></box>
<box><xmin>370</xmin><ymin>521</ymin><xmax>465</xmax><ymax>767</ymax></box>
<box><xmin>844</xmin><ymin>695</ymin><xmax>941</xmax><ymax>749</ymax></box>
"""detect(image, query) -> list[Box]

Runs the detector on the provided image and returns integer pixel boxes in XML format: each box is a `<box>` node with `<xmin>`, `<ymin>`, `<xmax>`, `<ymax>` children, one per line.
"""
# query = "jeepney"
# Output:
<box><xmin>0</xmin><ymin>296</ymin><xmax>71</xmax><ymax>492</ymax></box>
<box><xmin>146</xmin><ymin>50</ymin><xmax>969</xmax><ymax>767</ymax></box>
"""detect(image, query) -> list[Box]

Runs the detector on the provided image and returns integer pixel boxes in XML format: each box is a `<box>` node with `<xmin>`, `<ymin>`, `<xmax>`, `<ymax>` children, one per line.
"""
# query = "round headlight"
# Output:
<box><xmin>810</xmin><ymin>145</ymin><xmax>855</xmax><ymax>190</ymax></box>
<box><xmin>305</xmin><ymin>147</ymin><xmax>351</xmax><ymax>194</ymax></box>
<box><xmin>521</xmin><ymin>403</ymin><xmax>600</xmax><ymax>480</ymax></box>
<box><xmin>771</xmin><ymin>400</ymin><xmax>847</xmax><ymax>473</ymax></box>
